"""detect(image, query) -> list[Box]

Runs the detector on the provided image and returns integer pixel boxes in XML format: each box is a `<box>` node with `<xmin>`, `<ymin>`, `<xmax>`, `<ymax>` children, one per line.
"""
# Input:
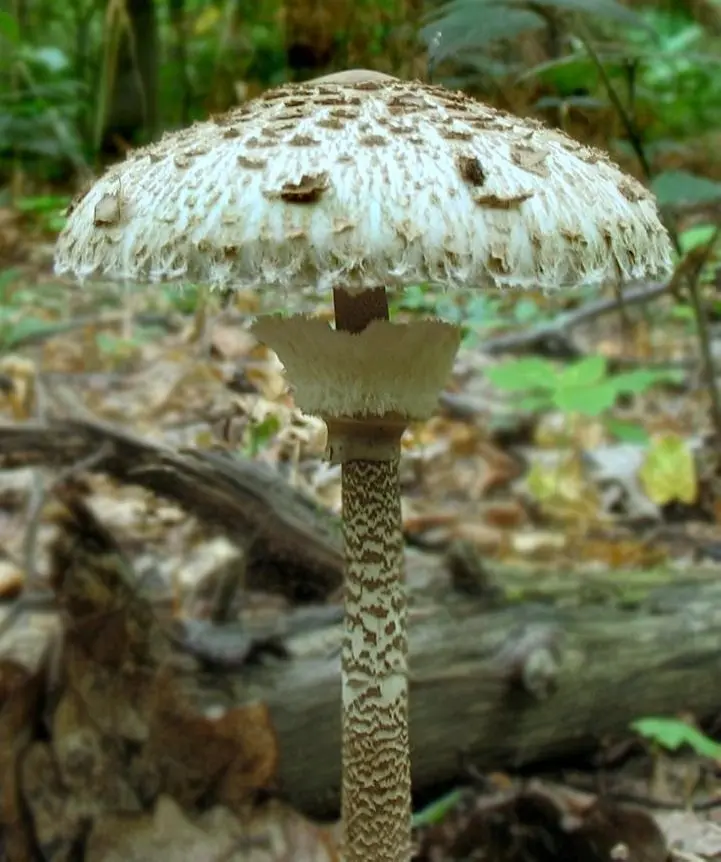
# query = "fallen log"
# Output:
<box><xmin>3</xmin><ymin>418</ymin><xmax>721</xmax><ymax>825</ymax></box>
<box><xmin>243</xmin><ymin>564</ymin><xmax>721</xmax><ymax>817</ymax></box>
<box><xmin>0</xmin><ymin>417</ymin><xmax>343</xmax><ymax>602</ymax></box>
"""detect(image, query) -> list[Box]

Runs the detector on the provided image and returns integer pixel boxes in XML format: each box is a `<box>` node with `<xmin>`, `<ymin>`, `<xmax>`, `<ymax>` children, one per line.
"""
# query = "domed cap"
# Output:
<box><xmin>55</xmin><ymin>71</ymin><xmax>672</xmax><ymax>292</ymax></box>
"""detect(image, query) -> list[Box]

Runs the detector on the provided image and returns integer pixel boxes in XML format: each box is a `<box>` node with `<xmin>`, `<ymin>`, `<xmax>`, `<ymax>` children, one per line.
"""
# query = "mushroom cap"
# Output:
<box><xmin>55</xmin><ymin>72</ymin><xmax>672</xmax><ymax>292</ymax></box>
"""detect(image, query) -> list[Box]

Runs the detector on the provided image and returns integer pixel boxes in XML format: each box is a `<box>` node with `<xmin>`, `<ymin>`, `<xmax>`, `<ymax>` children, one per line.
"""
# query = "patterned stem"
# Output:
<box><xmin>341</xmin><ymin>457</ymin><xmax>410</xmax><ymax>862</ymax></box>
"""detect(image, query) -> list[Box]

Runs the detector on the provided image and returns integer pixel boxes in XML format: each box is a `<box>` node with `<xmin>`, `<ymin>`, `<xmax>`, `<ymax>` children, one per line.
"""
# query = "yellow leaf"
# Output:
<box><xmin>193</xmin><ymin>5</ymin><xmax>221</xmax><ymax>35</ymax></box>
<box><xmin>639</xmin><ymin>433</ymin><xmax>697</xmax><ymax>505</ymax></box>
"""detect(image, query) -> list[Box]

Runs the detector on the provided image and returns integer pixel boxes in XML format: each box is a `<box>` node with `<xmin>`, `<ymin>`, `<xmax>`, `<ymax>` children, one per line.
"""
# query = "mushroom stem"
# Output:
<box><xmin>339</xmin><ymin>454</ymin><xmax>410</xmax><ymax>862</ymax></box>
<box><xmin>251</xmin><ymin>298</ymin><xmax>461</xmax><ymax>862</ymax></box>
<box><xmin>332</xmin><ymin>286</ymin><xmax>411</xmax><ymax>862</ymax></box>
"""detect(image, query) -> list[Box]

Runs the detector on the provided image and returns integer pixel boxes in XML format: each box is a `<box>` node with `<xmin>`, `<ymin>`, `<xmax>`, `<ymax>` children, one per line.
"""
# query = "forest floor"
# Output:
<box><xmin>1</xmin><ymin>205</ymin><xmax>721</xmax><ymax>861</ymax></box>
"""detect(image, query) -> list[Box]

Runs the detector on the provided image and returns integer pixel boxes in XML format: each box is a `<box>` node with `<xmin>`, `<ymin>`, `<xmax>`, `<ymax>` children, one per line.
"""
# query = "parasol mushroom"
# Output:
<box><xmin>54</xmin><ymin>69</ymin><xmax>673</xmax><ymax>862</ymax></box>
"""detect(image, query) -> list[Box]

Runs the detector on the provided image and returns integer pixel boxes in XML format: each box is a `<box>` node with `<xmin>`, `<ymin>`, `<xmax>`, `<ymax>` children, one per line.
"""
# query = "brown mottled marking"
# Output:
<box><xmin>238</xmin><ymin>155</ymin><xmax>266</xmax><ymax>169</ymax></box>
<box><xmin>511</xmin><ymin>145</ymin><xmax>549</xmax><ymax>178</ymax></box>
<box><xmin>265</xmin><ymin>172</ymin><xmax>329</xmax><ymax>204</ymax></box>
<box><xmin>184</xmin><ymin>147</ymin><xmax>209</xmax><ymax>159</ymax></box>
<box><xmin>317</xmin><ymin>119</ymin><xmax>344</xmax><ymax>130</ymax></box>
<box><xmin>457</xmin><ymin>155</ymin><xmax>486</xmax><ymax>186</ymax></box>
<box><xmin>222</xmin><ymin>127</ymin><xmax>241</xmax><ymax>139</ymax></box>
<box><xmin>441</xmin><ymin>129</ymin><xmax>473</xmax><ymax>141</ymax></box>
<box><xmin>273</xmin><ymin>110</ymin><xmax>306</xmax><ymax>122</ymax></box>
<box><xmin>474</xmin><ymin>191</ymin><xmax>533</xmax><ymax>209</ymax></box>
<box><xmin>315</xmin><ymin>96</ymin><xmax>347</xmax><ymax>107</ymax></box>
<box><xmin>561</xmin><ymin>227</ymin><xmax>584</xmax><ymax>242</ymax></box>
<box><xmin>618</xmin><ymin>177</ymin><xmax>647</xmax><ymax>203</ymax></box>
<box><xmin>487</xmin><ymin>251</ymin><xmax>511</xmax><ymax>274</ymax></box>
<box><xmin>330</xmin><ymin>108</ymin><xmax>360</xmax><ymax>120</ymax></box>
<box><xmin>260</xmin><ymin>87</ymin><xmax>294</xmax><ymax>101</ymax></box>
<box><xmin>288</xmin><ymin>134</ymin><xmax>319</xmax><ymax>147</ymax></box>
<box><xmin>360</xmin><ymin>135</ymin><xmax>387</xmax><ymax>147</ymax></box>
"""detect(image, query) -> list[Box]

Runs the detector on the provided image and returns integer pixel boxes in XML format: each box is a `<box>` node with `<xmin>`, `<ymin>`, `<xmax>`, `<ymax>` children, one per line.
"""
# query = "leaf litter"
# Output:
<box><xmin>0</xmin><ymin>252</ymin><xmax>720</xmax><ymax>860</ymax></box>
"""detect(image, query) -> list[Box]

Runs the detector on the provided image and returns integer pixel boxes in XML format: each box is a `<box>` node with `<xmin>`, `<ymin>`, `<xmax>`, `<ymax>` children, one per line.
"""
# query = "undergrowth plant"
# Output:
<box><xmin>486</xmin><ymin>355</ymin><xmax>683</xmax><ymax>442</ymax></box>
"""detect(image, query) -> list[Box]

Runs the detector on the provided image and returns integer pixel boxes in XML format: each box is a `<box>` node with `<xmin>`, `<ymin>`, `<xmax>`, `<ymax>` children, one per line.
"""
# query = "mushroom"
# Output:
<box><xmin>54</xmin><ymin>70</ymin><xmax>673</xmax><ymax>862</ymax></box>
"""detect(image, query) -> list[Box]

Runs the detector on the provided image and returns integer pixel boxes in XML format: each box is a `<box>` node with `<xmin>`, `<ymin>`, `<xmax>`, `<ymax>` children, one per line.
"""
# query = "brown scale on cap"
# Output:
<box><xmin>56</xmin><ymin>68</ymin><xmax>672</xmax><ymax>292</ymax></box>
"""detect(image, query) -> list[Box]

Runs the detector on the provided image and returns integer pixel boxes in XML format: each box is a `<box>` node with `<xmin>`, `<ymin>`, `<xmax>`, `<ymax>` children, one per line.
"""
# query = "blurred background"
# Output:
<box><xmin>2</xmin><ymin>0</ymin><xmax>721</xmax><ymax>201</ymax></box>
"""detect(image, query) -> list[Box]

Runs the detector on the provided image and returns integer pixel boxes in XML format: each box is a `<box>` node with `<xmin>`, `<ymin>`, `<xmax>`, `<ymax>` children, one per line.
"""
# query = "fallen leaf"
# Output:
<box><xmin>139</xmin><ymin>666</ymin><xmax>279</xmax><ymax>812</ymax></box>
<box><xmin>639</xmin><ymin>433</ymin><xmax>698</xmax><ymax>506</ymax></box>
<box><xmin>86</xmin><ymin>795</ymin><xmax>339</xmax><ymax>862</ymax></box>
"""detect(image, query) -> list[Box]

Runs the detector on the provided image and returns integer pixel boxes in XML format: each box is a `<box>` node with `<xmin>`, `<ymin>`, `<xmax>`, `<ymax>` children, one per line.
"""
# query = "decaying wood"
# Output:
<box><xmin>4</xmin><ymin>417</ymin><xmax>721</xmax><ymax>827</ymax></box>
<box><xmin>247</xmin><ymin>565</ymin><xmax>721</xmax><ymax>817</ymax></box>
<box><xmin>0</xmin><ymin>417</ymin><xmax>343</xmax><ymax>602</ymax></box>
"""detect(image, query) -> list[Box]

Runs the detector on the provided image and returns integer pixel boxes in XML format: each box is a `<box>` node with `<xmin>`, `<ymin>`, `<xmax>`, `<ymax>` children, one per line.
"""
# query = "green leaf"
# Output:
<box><xmin>422</xmin><ymin>3</ymin><xmax>540</xmax><ymax>64</ymax></box>
<box><xmin>652</xmin><ymin>171</ymin><xmax>721</xmax><ymax>206</ymax></box>
<box><xmin>412</xmin><ymin>789</ymin><xmax>465</xmax><ymax>828</ymax></box>
<box><xmin>632</xmin><ymin>717</ymin><xmax>721</xmax><ymax>760</ymax></box>
<box><xmin>517</xmin><ymin>0</ymin><xmax>652</xmax><ymax>29</ymax></box>
<box><xmin>553</xmin><ymin>380</ymin><xmax>619</xmax><ymax>415</ymax></box>
<box><xmin>611</xmin><ymin>368</ymin><xmax>683</xmax><ymax>394</ymax></box>
<box><xmin>519</xmin><ymin>393</ymin><xmax>554</xmax><ymax>412</ymax></box>
<box><xmin>605</xmin><ymin>418</ymin><xmax>650</xmax><ymax>444</ymax></box>
<box><xmin>513</xmin><ymin>298</ymin><xmax>542</xmax><ymax>324</ymax></box>
<box><xmin>0</xmin><ymin>317</ymin><xmax>59</xmax><ymax>349</ymax></box>
<box><xmin>556</xmin><ymin>355</ymin><xmax>608</xmax><ymax>389</ymax></box>
<box><xmin>486</xmin><ymin>357</ymin><xmax>557</xmax><ymax>392</ymax></box>
<box><xmin>0</xmin><ymin>10</ymin><xmax>19</xmax><ymax>43</ymax></box>
<box><xmin>679</xmin><ymin>224</ymin><xmax>718</xmax><ymax>254</ymax></box>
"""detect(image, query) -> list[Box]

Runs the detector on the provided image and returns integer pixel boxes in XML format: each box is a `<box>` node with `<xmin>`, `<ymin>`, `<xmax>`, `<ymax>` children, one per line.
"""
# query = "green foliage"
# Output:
<box><xmin>242</xmin><ymin>414</ymin><xmax>281</xmax><ymax>458</ymax></box>
<box><xmin>632</xmin><ymin>717</ymin><xmax>721</xmax><ymax>760</ymax></box>
<box><xmin>486</xmin><ymin>355</ymin><xmax>683</xmax><ymax>421</ymax></box>
<box><xmin>412</xmin><ymin>789</ymin><xmax>465</xmax><ymax>828</ymax></box>
<box><xmin>422</xmin><ymin>0</ymin><xmax>648</xmax><ymax>70</ymax></box>
<box><xmin>95</xmin><ymin>325</ymin><xmax>166</xmax><ymax>360</ymax></box>
<box><xmin>652</xmin><ymin>171</ymin><xmax>721</xmax><ymax>207</ymax></box>
<box><xmin>0</xmin><ymin>18</ymin><xmax>87</xmax><ymax>173</ymax></box>
<box><xmin>15</xmin><ymin>194</ymin><xmax>70</xmax><ymax>233</ymax></box>
<box><xmin>394</xmin><ymin>285</ymin><xmax>564</xmax><ymax>343</ymax></box>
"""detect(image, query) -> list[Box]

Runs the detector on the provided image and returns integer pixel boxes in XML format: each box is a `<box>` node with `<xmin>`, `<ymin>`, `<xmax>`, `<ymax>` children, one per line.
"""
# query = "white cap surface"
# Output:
<box><xmin>55</xmin><ymin>72</ymin><xmax>672</xmax><ymax>292</ymax></box>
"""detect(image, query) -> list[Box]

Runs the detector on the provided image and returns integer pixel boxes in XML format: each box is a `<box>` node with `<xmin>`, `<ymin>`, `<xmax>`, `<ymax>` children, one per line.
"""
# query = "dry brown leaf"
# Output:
<box><xmin>86</xmin><ymin>795</ymin><xmax>339</xmax><ymax>862</ymax></box>
<box><xmin>138</xmin><ymin>667</ymin><xmax>278</xmax><ymax>812</ymax></box>
<box><xmin>575</xmin><ymin>537</ymin><xmax>667</xmax><ymax>568</ymax></box>
<box><xmin>0</xmin><ymin>355</ymin><xmax>37</xmax><ymax>420</ymax></box>
<box><xmin>0</xmin><ymin>559</ymin><xmax>23</xmax><ymax>599</ymax></box>
<box><xmin>51</xmin><ymin>688</ymin><xmax>142</xmax><ymax>811</ymax></box>
<box><xmin>21</xmin><ymin>742</ymin><xmax>79</xmax><ymax>862</ymax></box>
<box><xmin>210</xmin><ymin>324</ymin><xmax>258</xmax><ymax>360</ymax></box>
<box><xmin>452</xmin><ymin>520</ymin><xmax>506</xmax><ymax>554</ymax></box>
<box><xmin>416</xmin><ymin>780</ymin><xmax>667</xmax><ymax>862</ymax></box>
<box><xmin>0</xmin><ymin>611</ymin><xmax>59</xmax><ymax>862</ymax></box>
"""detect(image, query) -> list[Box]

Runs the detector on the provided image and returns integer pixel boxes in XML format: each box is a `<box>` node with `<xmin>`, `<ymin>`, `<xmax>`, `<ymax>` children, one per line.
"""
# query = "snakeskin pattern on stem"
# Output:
<box><xmin>341</xmin><ymin>457</ymin><xmax>410</xmax><ymax>862</ymax></box>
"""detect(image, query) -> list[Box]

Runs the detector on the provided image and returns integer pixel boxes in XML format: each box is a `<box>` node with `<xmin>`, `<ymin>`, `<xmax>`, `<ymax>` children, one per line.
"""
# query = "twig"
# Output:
<box><xmin>0</xmin><ymin>414</ymin><xmax>344</xmax><ymax>601</ymax></box>
<box><xmin>574</xmin><ymin>22</ymin><xmax>682</xmax><ymax>260</ymax></box>
<box><xmin>682</xmin><ymin>226</ymin><xmax>721</xmax><ymax>445</ymax></box>
<box><xmin>481</xmin><ymin>280</ymin><xmax>670</xmax><ymax>356</ymax></box>
<box><xmin>22</xmin><ymin>442</ymin><xmax>112</xmax><ymax>588</ymax></box>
